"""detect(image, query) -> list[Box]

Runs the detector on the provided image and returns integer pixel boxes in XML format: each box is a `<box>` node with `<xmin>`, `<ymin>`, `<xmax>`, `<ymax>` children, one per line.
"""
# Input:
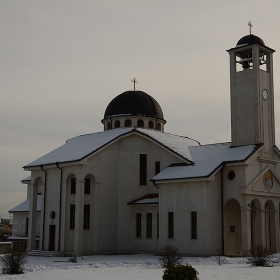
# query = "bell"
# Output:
<box><xmin>242</xmin><ymin>60</ymin><xmax>250</xmax><ymax>69</ymax></box>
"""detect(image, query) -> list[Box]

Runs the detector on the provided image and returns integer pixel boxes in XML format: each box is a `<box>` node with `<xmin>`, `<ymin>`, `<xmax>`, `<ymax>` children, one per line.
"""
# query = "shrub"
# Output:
<box><xmin>246</xmin><ymin>245</ymin><xmax>273</xmax><ymax>267</ymax></box>
<box><xmin>0</xmin><ymin>225</ymin><xmax>12</xmax><ymax>242</ymax></box>
<box><xmin>158</xmin><ymin>245</ymin><xmax>182</xmax><ymax>268</ymax></box>
<box><xmin>1</xmin><ymin>251</ymin><xmax>26</xmax><ymax>274</ymax></box>
<box><xmin>162</xmin><ymin>264</ymin><xmax>199</xmax><ymax>280</ymax></box>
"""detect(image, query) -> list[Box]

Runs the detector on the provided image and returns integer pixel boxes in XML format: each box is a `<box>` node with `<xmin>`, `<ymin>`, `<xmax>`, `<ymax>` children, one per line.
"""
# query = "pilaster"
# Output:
<box><xmin>74</xmin><ymin>179</ymin><xmax>84</xmax><ymax>254</ymax></box>
<box><xmin>27</xmin><ymin>184</ymin><xmax>38</xmax><ymax>252</ymax></box>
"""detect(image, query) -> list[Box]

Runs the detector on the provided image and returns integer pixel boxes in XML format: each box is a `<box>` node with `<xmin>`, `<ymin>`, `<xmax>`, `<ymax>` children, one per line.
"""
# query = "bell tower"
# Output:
<box><xmin>227</xmin><ymin>32</ymin><xmax>275</xmax><ymax>156</ymax></box>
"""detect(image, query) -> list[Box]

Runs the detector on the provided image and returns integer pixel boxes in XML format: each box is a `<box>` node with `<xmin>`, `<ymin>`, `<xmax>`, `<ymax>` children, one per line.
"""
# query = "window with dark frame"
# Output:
<box><xmin>191</xmin><ymin>211</ymin><xmax>197</xmax><ymax>239</ymax></box>
<box><xmin>146</xmin><ymin>213</ymin><xmax>152</xmax><ymax>238</ymax></box>
<box><xmin>136</xmin><ymin>213</ymin><xmax>141</xmax><ymax>237</ymax></box>
<box><xmin>155</xmin><ymin>161</ymin><xmax>160</xmax><ymax>175</ymax></box>
<box><xmin>71</xmin><ymin>178</ymin><xmax>76</xmax><ymax>194</ymax></box>
<box><xmin>84</xmin><ymin>178</ymin><xmax>91</xmax><ymax>194</ymax></box>
<box><xmin>25</xmin><ymin>217</ymin><xmax>29</xmax><ymax>236</ymax></box>
<box><xmin>157</xmin><ymin>213</ymin><xmax>159</xmax><ymax>239</ymax></box>
<box><xmin>83</xmin><ymin>204</ymin><xmax>90</xmax><ymax>229</ymax></box>
<box><xmin>168</xmin><ymin>212</ymin><xmax>174</xmax><ymax>238</ymax></box>
<box><xmin>70</xmin><ymin>204</ymin><xmax>75</xmax><ymax>229</ymax></box>
<box><xmin>140</xmin><ymin>154</ymin><xmax>147</xmax><ymax>185</ymax></box>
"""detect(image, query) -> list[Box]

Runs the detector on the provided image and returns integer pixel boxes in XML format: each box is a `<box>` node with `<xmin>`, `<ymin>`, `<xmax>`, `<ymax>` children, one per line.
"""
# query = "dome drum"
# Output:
<box><xmin>103</xmin><ymin>116</ymin><xmax>165</xmax><ymax>132</ymax></box>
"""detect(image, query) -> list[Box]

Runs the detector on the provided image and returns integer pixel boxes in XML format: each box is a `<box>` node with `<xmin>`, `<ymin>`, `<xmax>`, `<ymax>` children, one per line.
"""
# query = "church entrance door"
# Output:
<box><xmin>224</xmin><ymin>199</ymin><xmax>241</xmax><ymax>256</ymax></box>
<box><xmin>49</xmin><ymin>225</ymin><xmax>56</xmax><ymax>251</ymax></box>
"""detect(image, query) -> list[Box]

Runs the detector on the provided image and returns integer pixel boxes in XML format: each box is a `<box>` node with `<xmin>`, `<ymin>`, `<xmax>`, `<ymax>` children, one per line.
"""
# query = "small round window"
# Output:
<box><xmin>50</xmin><ymin>211</ymin><xmax>56</xmax><ymax>220</ymax></box>
<box><xmin>227</xmin><ymin>170</ymin><xmax>235</xmax><ymax>181</ymax></box>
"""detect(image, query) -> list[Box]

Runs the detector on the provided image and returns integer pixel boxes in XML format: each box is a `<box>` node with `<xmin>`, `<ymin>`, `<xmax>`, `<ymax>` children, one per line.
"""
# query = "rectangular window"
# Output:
<box><xmin>140</xmin><ymin>154</ymin><xmax>147</xmax><ymax>185</ymax></box>
<box><xmin>191</xmin><ymin>211</ymin><xmax>197</xmax><ymax>239</ymax></box>
<box><xmin>155</xmin><ymin>161</ymin><xmax>160</xmax><ymax>175</ymax></box>
<box><xmin>136</xmin><ymin>213</ymin><xmax>141</xmax><ymax>237</ymax></box>
<box><xmin>70</xmin><ymin>204</ymin><xmax>75</xmax><ymax>229</ymax></box>
<box><xmin>168</xmin><ymin>212</ymin><xmax>174</xmax><ymax>238</ymax></box>
<box><xmin>25</xmin><ymin>217</ymin><xmax>29</xmax><ymax>236</ymax></box>
<box><xmin>157</xmin><ymin>213</ymin><xmax>159</xmax><ymax>239</ymax></box>
<box><xmin>84</xmin><ymin>178</ymin><xmax>91</xmax><ymax>194</ymax></box>
<box><xmin>83</xmin><ymin>204</ymin><xmax>90</xmax><ymax>229</ymax></box>
<box><xmin>71</xmin><ymin>178</ymin><xmax>76</xmax><ymax>194</ymax></box>
<box><xmin>146</xmin><ymin>213</ymin><xmax>152</xmax><ymax>238</ymax></box>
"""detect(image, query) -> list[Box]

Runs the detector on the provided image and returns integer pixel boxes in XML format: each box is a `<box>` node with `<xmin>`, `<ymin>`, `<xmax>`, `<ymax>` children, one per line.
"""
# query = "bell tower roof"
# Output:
<box><xmin>236</xmin><ymin>34</ymin><xmax>265</xmax><ymax>47</ymax></box>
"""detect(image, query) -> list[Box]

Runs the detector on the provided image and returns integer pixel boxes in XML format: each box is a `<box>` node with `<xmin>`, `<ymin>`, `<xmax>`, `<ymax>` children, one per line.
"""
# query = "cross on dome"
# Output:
<box><xmin>131</xmin><ymin>77</ymin><xmax>138</xmax><ymax>91</ymax></box>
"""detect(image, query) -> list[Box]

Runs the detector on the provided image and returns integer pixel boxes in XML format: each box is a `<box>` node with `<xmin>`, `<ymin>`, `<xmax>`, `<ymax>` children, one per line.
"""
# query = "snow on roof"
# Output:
<box><xmin>24</xmin><ymin>128</ymin><xmax>200</xmax><ymax>168</ymax></box>
<box><xmin>127</xmin><ymin>194</ymin><xmax>159</xmax><ymax>205</ymax></box>
<box><xmin>135</xmin><ymin>197</ymin><xmax>159</xmax><ymax>204</ymax></box>
<box><xmin>9</xmin><ymin>194</ymin><xmax>42</xmax><ymax>213</ymax></box>
<box><xmin>152</xmin><ymin>143</ymin><xmax>259</xmax><ymax>181</ymax></box>
<box><xmin>136</xmin><ymin>128</ymin><xmax>199</xmax><ymax>162</ymax></box>
<box><xmin>7</xmin><ymin>236</ymin><xmax>40</xmax><ymax>240</ymax></box>
<box><xmin>24</xmin><ymin>128</ymin><xmax>134</xmax><ymax>168</ymax></box>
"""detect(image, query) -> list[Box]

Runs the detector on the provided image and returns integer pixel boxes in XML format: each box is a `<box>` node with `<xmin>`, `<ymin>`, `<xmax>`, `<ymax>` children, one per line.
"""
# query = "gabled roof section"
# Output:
<box><xmin>24</xmin><ymin>128</ymin><xmax>134</xmax><ymax>168</ymax></box>
<box><xmin>152</xmin><ymin>143</ymin><xmax>261</xmax><ymax>181</ymax></box>
<box><xmin>9</xmin><ymin>194</ymin><xmax>42</xmax><ymax>213</ymax></box>
<box><xmin>127</xmin><ymin>194</ymin><xmax>159</xmax><ymax>205</ymax></box>
<box><xmin>21</xmin><ymin>175</ymin><xmax>31</xmax><ymax>183</ymax></box>
<box><xmin>24</xmin><ymin>128</ymin><xmax>200</xmax><ymax>168</ymax></box>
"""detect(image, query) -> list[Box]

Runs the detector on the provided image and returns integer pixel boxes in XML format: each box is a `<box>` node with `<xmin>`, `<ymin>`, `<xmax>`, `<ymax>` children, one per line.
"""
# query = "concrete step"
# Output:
<box><xmin>28</xmin><ymin>250</ymin><xmax>58</xmax><ymax>257</ymax></box>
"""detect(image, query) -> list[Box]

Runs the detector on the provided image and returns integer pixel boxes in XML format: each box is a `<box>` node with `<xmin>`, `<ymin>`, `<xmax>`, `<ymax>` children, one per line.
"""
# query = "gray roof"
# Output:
<box><xmin>24</xmin><ymin>128</ymin><xmax>199</xmax><ymax>168</ymax></box>
<box><xmin>152</xmin><ymin>143</ymin><xmax>259</xmax><ymax>181</ymax></box>
<box><xmin>9</xmin><ymin>195</ymin><xmax>41</xmax><ymax>213</ymax></box>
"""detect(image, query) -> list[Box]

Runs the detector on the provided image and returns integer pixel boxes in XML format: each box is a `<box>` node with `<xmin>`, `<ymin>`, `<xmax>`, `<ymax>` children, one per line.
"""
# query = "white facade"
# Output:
<box><xmin>10</xmin><ymin>33</ymin><xmax>280</xmax><ymax>256</ymax></box>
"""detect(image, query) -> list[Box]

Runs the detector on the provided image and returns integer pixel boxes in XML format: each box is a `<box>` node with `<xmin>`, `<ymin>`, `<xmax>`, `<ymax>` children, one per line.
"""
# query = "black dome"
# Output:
<box><xmin>236</xmin><ymin>34</ymin><xmax>265</xmax><ymax>47</ymax></box>
<box><xmin>104</xmin><ymin>90</ymin><xmax>165</xmax><ymax>121</ymax></box>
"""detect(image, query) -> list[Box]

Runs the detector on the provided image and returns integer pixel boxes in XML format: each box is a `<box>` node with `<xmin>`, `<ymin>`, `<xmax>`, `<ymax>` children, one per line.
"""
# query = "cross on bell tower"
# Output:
<box><xmin>248</xmin><ymin>21</ymin><xmax>253</xmax><ymax>34</ymax></box>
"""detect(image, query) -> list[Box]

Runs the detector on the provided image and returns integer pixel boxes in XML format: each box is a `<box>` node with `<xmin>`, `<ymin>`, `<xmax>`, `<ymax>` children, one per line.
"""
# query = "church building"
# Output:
<box><xmin>9</xmin><ymin>32</ymin><xmax>280</xmax><ymax>256</ymax></box>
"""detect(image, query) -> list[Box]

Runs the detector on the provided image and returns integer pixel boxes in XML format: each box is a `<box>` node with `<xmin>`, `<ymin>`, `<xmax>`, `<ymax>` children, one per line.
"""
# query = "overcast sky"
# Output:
<box><xmin>1</xmin><ymin>0</ymin><xmax>280</xmax><ymax>218</ymax></box>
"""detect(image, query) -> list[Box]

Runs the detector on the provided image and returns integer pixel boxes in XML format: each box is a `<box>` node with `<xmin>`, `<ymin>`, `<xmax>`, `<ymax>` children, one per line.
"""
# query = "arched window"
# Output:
<box><xmin>148</xmin><ymin>121</ymin><xmax>154</xmax><ymax>129</ymax></box>
<box><xmin>125</xmin><ymin>119</ymin><xmax>132</xmax><ymax>127</ymax></box>
<box><xmin>157</xmin><ymin>123</ymin><xmax>161</xmax><ymax>131</ymax></box>
<box><xmin>137</xmin><ymin>119</ymin><xmax>144</xmax><ymax>128</ymax></box>
<box><xmin>107</xmin><ymin>122</ymin><xmax>111</xmax><ymax>130</ymax></box>
<box><xmin>114</xmin><ymin>120</ymin><xmax>120</xmax><ymax>128</ymax></box>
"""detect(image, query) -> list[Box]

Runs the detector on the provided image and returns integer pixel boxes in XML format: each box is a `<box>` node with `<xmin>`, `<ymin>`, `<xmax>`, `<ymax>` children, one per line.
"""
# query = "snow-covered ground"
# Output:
<box><xmin>1</xmin><ymin>254</ymin><xmax>280</xmax><ymax>280</ymax></box>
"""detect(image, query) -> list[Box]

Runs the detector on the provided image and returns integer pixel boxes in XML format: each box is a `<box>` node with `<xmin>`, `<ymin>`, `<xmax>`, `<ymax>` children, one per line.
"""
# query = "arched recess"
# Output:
<box><xmin>265</xmin><ymin>200</ymin><xmax>277</xmax><ymax>253</ymax></box>
<box><xmin>137</xmin><ymin>119</ymin><xmax>144</xmax><ymax>128</ymax></box>
<box><xmin>125</xmin><ymin>119</ymin><xmax>132</xmax><ymax>127</ymax></box>
<box><xmin>250</xmin><ymin>199</ymin><xmax>262</xmax><ymax>249</ymax></box>
<box><xmin>148</xmin><ymin>121</ymin><xmax>154</xmax><ymax>129</ymax></box>
<box><xmin>106</xmin><ymin>122</ymin><xmax>111</xmax><ymax>130</ymax></box>
<box><xmin>224</xmin><ymin>199</ymin><xmax>242</xmax><ymax>255</ymax></box>
<box><xmin>157</xmin><ymin>123</ymin><xmax>161</xmax><ymax>131</ymax></box>
<box><xmin>114</xmin><ymin>120</ymin><xmax>120</xmax><ymax>128</ymax></box>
